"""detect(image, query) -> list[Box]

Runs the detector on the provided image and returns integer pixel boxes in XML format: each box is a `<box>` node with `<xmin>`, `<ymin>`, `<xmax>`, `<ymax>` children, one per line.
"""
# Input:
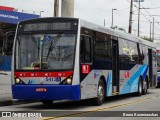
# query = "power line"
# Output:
<box><xmin>148</xmin><ymin>6</ymin><xmax>160</xmax><ymax>9</ymax></box>
<box><xmin>125</xmin><ymin>0</ymin><xmax>160</xmax><ymax>37</ymax></box>
<box><xmin>133</xmin><ymin>14</ymin><xmax>160</xmax><ymax>17</ymax></box>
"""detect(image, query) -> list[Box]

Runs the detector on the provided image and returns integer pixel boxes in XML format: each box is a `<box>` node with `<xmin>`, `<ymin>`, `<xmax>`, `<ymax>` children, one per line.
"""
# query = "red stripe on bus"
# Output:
<box><xmin>14</xmin><ymin>71</ymin><xmax>73</xmax><ymax>77</ymax></box>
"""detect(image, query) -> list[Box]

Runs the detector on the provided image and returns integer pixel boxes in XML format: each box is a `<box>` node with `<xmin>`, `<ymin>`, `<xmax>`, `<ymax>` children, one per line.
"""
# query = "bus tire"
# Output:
<box><xmin>41</xmin><ymin>100</ymin><xmax>53</xmax><ymax>105</ymax></box>
<box><xmin>142</xmin><ymin>78</ymin><xmax>148</xmax><ymax>95</ymax></box>
<box><xmin>136</xmin><ymin>78</ymin><xmax>143</xmax><ymax>96</ymax></box>
<box><xmin>92</xmin><ymin>79</ymin><xmax>105</xmax><ymax>106</ymax></box>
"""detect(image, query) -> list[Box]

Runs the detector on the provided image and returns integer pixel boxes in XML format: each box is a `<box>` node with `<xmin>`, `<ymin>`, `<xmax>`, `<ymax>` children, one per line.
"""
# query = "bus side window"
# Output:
<box><xmin>80</xmin><ymin>35</ymin><xmax>92</xmax><ymax>63</ymax></box>
<box><xmin>84</xmin><ymin>36</ymin><xmax>91</xmax><ymax>62</ymax></box>
<box><xmin>80</xmin><ymin>36</ymin><xmax>84</xmax><ymax>62</ymax></box>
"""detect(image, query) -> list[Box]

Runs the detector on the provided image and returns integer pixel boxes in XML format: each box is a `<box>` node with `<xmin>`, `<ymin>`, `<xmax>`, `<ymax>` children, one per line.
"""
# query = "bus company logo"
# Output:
<box><xmin>122</xmin><ymin>43</ymin><xmax>135</xmax><ymax>61</ymax></box>
<box><xmin>124</xmin><ymin>71</ymin><xmax>130</xmax><ymax>78</ymax></box>
<box><xmin>94</xmin><ymin>73</ymin><xmax>100</xmax><ymax>79</ymax></box>
<box><xmin>46</xmin><ymin>77</ymin><xmax>61</xmax><ymax>82</ymax></box>
<box><xmin>28</xmin><ymin>80</ymin><xmax>35</xmax><ymax>84</ymax></box>
<box><xmin>45</xmin><ymin>35</ymin><xmax>52</xmax><ymax>41</ymax></box>
<box><xmin>82</xmin><ymin>64</ymin><xmax>90</xmax><ymax>74</ymax></box>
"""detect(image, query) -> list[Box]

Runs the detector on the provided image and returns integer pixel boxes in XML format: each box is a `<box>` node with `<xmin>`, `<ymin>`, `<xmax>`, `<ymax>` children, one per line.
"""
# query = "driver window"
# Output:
<box><xmin>80</xmin><ymin>35</ymin><xmax>92</xmax><ymax>63</ymax></box>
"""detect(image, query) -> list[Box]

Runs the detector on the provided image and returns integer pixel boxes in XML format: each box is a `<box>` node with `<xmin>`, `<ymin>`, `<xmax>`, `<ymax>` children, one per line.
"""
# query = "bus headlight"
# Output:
<box><xmin>15</xmin><ymin>78</ymin><xmax>20</xmax><ymax>84</ymax></box>
<box><xmin>60</xmin><ymin>76</ymin><xmax>73</xmax><ymax>85</ymax></box>
<box><xmin>14</xmin><ymin>77</ymin><xmax>25</xmax><ymax>84</ymax></box>
<box><xmin>66</xmin><ymin>78</ymin><xmax>72</xmax><ymax>84</ymax></box>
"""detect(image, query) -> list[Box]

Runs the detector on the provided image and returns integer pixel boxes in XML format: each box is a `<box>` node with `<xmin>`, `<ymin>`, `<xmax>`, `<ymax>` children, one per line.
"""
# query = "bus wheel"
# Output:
<box><xmin>41</xmin><ymin>100</ymin><xmax>53</xmax><ymax>105</ymax></box>
<box><xmin>142</xmin><ymin>78</ymin><xmax>148</xmax><ymax>95</ymax></box>
<box><xmin>92</xmin><ymin>79</ymin><xmax>105</xmax><ymax>106</ymax></box>
<box><xmin>136</xmin><ymin>78</ymin><xmax>143</xmax><ymax>96</ymax></box>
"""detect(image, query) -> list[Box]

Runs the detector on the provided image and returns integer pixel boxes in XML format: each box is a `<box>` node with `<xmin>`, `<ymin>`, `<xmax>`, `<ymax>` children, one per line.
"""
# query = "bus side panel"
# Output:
<box><xmin>120</xmin><ymin>65</ymin><xmax>148</xmax><ymax>94</ymax></box>
<box><xmin>80</xmin><ymin>70</ymin><xmax>98</xmax><ymax>100</ymax></box>
<box><xmin>80</xmin><ymin>70</ymin><xmax>112</xmax><ymax>99</ymax></box>
<box><xmin>106</xmin><ymin>71</ymin><xmax>112</xmax><ymax>96</ymax></box>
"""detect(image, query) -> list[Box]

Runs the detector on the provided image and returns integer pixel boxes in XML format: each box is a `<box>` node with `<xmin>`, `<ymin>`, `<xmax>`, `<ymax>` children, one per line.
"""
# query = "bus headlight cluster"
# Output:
<box><xmin>15</xmin><ymin>78</ymin><xmax>20</xmax><ymax>84</ymax></box>
<box><xmin>14</xmin><ymin>76</ymin><xmax>24</xmax><ymax>84</ymax></box>
<box><xmin>60</xmin><ymin>76</ymin><xmax>73</xmax><ymax>85</ymax></box>
<box><xmin>66</xmin><ymin>78</ymin><xmax>72</xmax><ymax>84</ymax></box>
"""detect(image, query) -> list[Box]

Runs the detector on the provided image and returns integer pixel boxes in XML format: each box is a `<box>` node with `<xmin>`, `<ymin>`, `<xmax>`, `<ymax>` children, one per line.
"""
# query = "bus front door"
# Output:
<box><xmin>112</xmin><ymin>40</ymin><xmax>119</xmax><ymax>95</ymax></box>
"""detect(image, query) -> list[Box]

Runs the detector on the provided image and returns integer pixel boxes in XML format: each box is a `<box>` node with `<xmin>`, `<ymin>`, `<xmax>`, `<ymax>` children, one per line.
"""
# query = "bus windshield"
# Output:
<box><xmin>15</xmin><ymin>33</ymin><xmax>76</xmax><ymax>70</ymax></box>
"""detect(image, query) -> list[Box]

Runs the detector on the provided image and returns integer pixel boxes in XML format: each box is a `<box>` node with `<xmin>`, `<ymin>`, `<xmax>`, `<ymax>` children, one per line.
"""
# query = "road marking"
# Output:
<box><xmin>42</xmin><ymin>97</ymin><xmax>152</xmax><ymax>120</ymax></box>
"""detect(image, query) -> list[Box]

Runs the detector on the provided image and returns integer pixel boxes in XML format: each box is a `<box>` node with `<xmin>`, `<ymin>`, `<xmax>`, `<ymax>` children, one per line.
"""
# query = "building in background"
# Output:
<box><xmin>0</xmin><ymin>6</ymin><xmax>39</xmax><ymax>73</ymax></box>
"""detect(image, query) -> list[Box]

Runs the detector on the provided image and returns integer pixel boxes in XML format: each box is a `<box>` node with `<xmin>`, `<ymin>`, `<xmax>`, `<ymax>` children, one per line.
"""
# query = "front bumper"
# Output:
<box><xmin>12</xmin><ymin>85</ymin><xmax>81</xmax><ymax>101</ymax></box>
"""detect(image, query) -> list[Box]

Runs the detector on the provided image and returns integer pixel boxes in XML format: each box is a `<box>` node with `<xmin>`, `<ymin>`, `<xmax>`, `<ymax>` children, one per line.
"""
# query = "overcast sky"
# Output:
<box><xmin>0</xmin><ymin>0</ymin><xmax>160</xmax><ymax>40</ymax></box>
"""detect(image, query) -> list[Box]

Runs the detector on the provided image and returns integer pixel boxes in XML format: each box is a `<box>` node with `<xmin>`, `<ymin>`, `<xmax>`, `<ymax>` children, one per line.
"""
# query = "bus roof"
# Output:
<box><xmin>17</xmin><ymin>17</ymin><xmax>156</xmax><ymax>49</ymax></box>
<box><xmin>79</xmin><ymin>18</ymin><xmax>156</xmax><ymax>49</ymax></box>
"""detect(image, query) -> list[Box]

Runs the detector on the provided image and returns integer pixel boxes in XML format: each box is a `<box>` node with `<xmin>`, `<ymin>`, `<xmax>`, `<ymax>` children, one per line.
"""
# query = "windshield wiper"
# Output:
<box><xmin>30</xmin><ymin>35</ymin><xmax>40</xmax><ymax>59</ymax></box>
<box><xmin>46</xmin><ymin>41</ymin><xmax>53</xmax><ymax>60</ymax></box>
<box><xmin>46</xmin><ymin>33</ymin><xmax>62</xmax><ymax>60</ymax></box>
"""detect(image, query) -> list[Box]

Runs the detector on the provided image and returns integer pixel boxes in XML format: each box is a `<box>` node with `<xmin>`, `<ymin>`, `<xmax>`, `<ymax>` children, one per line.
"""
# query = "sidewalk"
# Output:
<box><xmin>0</xmin><ymin>85</ymin><xmax>35</xmax><ymax>106</ymax></box>
<box><xmin>0</xmin><ymin>92</ymin><xmax>13</xmax><ymax>106</ymax></box>
<box><xmin>0</xmin><ymin>73</ymin><xmax>14</xmax><ymax>105</ymax></box>
<box><xmin>0</xmin><ymin>73</ymin><xmax>37</xmax><ymax>106</ymax></box>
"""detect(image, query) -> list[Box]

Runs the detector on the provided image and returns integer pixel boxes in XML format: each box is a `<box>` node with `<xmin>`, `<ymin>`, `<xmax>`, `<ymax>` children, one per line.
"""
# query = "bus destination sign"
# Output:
<box><xmin>23</xmin><ymin>22</ymin><xmax>76</xmax><ymax>31</ymax></box>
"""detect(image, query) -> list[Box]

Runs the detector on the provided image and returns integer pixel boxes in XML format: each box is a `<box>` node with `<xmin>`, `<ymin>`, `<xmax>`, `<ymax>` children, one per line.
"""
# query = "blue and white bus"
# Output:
<box><xmin>12</xmin><ymin>18</ymin><xmax>157</xmax><ymax>105</ymax></box>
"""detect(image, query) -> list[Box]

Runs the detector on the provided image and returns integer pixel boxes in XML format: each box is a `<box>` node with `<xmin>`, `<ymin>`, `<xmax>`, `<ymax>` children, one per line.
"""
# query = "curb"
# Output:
<box><xmin>0</xmin><ymin>99</ymin><xmax>37</xmax><ymax>106</ymax></box>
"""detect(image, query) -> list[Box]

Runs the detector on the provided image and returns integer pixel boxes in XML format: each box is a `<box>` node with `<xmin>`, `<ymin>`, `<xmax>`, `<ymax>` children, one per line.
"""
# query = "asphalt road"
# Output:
<box><xmin>0</xmin><ymin>88</ymin><xmax>160</xmax><ymax>120</ymax></box>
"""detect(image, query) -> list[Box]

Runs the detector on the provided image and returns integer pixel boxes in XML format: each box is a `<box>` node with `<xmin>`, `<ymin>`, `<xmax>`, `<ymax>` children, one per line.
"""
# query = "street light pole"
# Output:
<box><xmin>111</xmin><ymin>8</ymin><xmax>117</xmax><ymax>28</ymax></box>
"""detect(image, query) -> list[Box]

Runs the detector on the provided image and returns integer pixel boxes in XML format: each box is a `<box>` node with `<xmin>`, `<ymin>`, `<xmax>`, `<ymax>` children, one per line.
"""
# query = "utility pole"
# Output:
<box><xmin>137</xmin><ymin>0</ymin><xmax>140</xmax><ymax>37</ymax></box>
<box><xmin>136</xmin><ymin>0</ymin><xmax>144</xmax><ymax>37</ymax></box>
<box><xmin>61</xmin><ymin>0</ymin><xmax>74</xmax><ymax>17</ymax></box>
<box><xmin>128</xmin><ymin>0</ymin><xmax>133</xmax><ymax>34</ymax></box>
<box><xmin>150</xmin><ymin>22</ymin><xmax>152</xmax><ymax>41</ymax></box>
<box><xmin>54</xmin><ymin>0</ymin><xmax>59</xmax><ymax>17</ymax></box>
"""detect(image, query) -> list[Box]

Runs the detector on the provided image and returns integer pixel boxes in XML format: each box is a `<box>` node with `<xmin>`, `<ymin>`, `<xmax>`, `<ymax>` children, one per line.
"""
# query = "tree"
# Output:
<box><xmin>141</xmin><ymin>36</ymin><xmax>152</xmax><ymax>42</ymax></box>
<box><xmin>118</xmin><ymin>27</ymin><xmax>126</xmax><ymax>32</ymax></box>
<box><xmin>111</xmin><ymin>26</ymin><xmax>126</xmax><ymax>32</ymax></box>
